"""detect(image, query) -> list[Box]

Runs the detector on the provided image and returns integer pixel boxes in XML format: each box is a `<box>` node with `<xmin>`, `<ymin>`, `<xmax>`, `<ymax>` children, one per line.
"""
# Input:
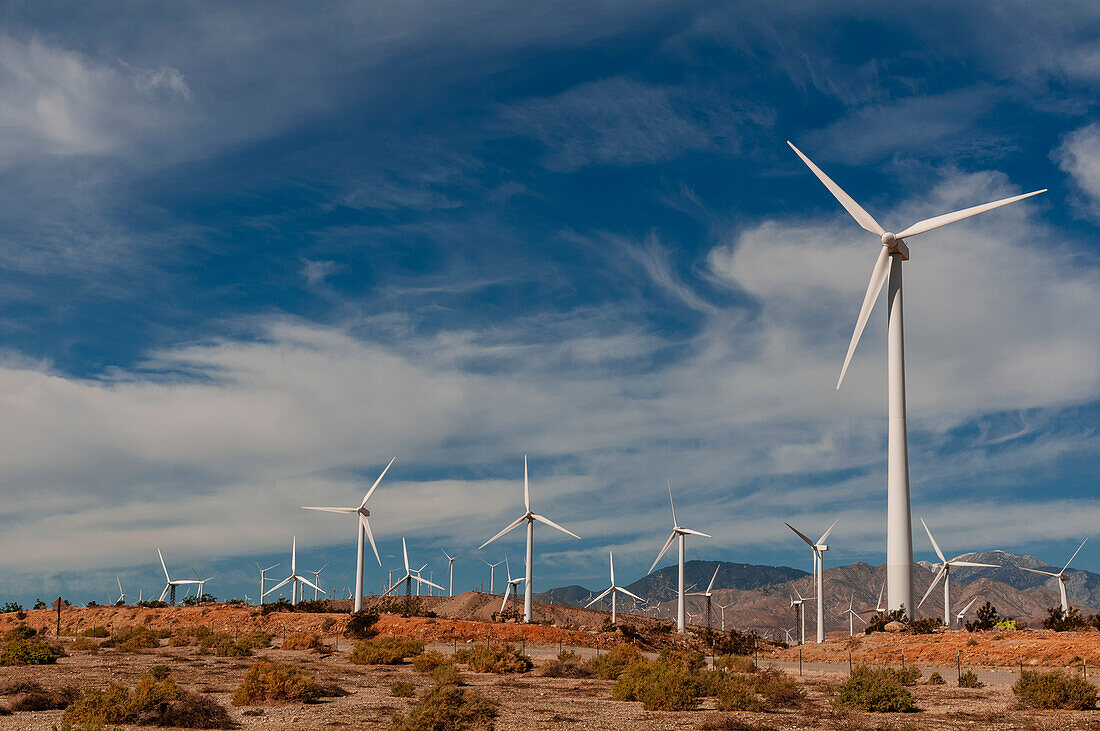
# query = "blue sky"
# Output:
<box><xmin>1</xmin><ymin>1</ymin><xmax>1099</xmax><ymax>605</ymax></box>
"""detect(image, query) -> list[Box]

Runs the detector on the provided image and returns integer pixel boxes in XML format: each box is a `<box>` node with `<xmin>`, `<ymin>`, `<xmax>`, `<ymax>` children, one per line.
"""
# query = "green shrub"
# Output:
<box><xmin>231</xmin><ymin>660</ymin><xmax>323</xmax><ymax>705</ymax></box>
<box><xmin>927</xmin><ymin>672</ymin><xmax>945</xmax><ymax>685</ymax></box>
<box><xmin>583</xmin><ymin>643</ymin><xmax>642</xmax><ymax>680</ymax></box>
<box><xmin>716</xmin><ymin>675</ymin><xmax>764</xmax><ymax>712</ymax></box>
<box><xmin>714</xmin><ymin>654</ymin><xmax>756</xmax><ymax>674</ymax></box>
<box><xmin>103</xmin><ymin>625</ymin><xmax>162</xmax><ymax>652</ymax></box>
<box><xmin>70</xmin><ymin>636</ymin><xmax>99</xmax><ymax>653</ymax></box>
<box><xmin>1013</xmin><ymin>670</ymin><xmax>1096</xmax><ymax>709</ymax></box>
<box><xmin>390</xmin><ymin>683</ymin><xmax>498</xmax><ymax>730</ymax></box>
<box><xmin>907</xmin><ymin>617</ymin><xmax>942</xmax><ymax>635</ymax></box>
<box><xmin>170</xmin><ymin>626</ymin><xmax>214</xmax><ymax>647</ymax></box>
<box><xmin>282</xmin><ymin>631</ymin><xmax>324</xmax><ymax>651</ymax></box>
<box><xmin>834</xmin><ymin>665</ymin><xmax>914</xmax><ymax>712</ymax></box>
<box><xmin>150</xmin><ymin>665</ymin><xmax>172</xmax><ymax>681</ymax></box>
<box><xmin>1</xmin><ymin>636</ymin><xmax>65</xmax><ymax>665</ymax></box>
<box><xmin>1043</xmin><ymin>607</ymin><xmax>1089</xmax><ymax>632</ymax></box>
<box><xmin>994</xmin><ymin>619</ymin><xmax>1018</xmax><ymax>631</ymax></box>
<box><xmin>349</xmin><ymin>638</ymin><xmax>425</xmax><ymax>665</ymax></box>
<box><xmin>892</xmin><ymin>664</ymin><xmax>921</xmax><ymax>686</ymax></box>
<box><xmin>238</xmin><ymin>631</ymin><xmax>274</xmax><ymax>651</ymax></box>
<box><xmin>958</xmin><ymin>670</ymin><xmax>980</xmax><ymax>688</ymax></box>
<box><xmin>80</xmin><ymin>626</ymin><xmax>109</xmax><ymax>638</ymax></box>
<box><xmin>214</xmin><ymin>639</ymin><xmax>252</xmax><ymax>657</ymax></box>
<box><xmin>391</xmin><ymin>681</ymin><xmax>416</xmax><ymax>698</ymax></box>
<box><xmin>346</xmin><ymin>610</ymin><xmax>381</xmax><ymax>639</ymax></box>
<box><xmin>755</xmin><ymin>669</ymin><xmax>804</xmax><ymax>707</ymax></box>
<box><xmin>411</xmin><ymin>650</ymin><xmax>452</xmax><ymax>674</ymax></box>
<box><xmin>456</xmin><ymin>644</ymin><xmax>532</xmax><ymax>674</ymax></box>
<box><xmin>965</xmin><ymin>602</ymin><xmax>1007</xmax><ymax>632</ymax></box>
<box><xmin>612</xmin><ymin>660</ymin><xmax>700</xmax><ymax>711</ymax></box>
<box><xmin>4</xmin><ymin>625</ymin><xmax>36</xmax><ymax>642</ymax></box>
<box><xmin>432</xmin><ymin>663</ymin><xmax>463</xmax><ymax>686</ymax></box>
<box><xmin>62</xmin><ymin>672</ymin><xmax>232</xmax><ymax>728</ymax></box>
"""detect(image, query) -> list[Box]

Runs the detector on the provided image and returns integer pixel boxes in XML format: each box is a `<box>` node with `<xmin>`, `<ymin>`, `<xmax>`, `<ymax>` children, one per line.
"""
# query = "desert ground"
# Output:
<box><xmin>3</xmin><ymin>595</ymin><xmax>1100</xmax><ymax>729</ymax></box>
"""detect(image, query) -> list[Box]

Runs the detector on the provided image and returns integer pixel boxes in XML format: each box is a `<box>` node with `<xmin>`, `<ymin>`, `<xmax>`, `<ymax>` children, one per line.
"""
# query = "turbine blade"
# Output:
<box><xmin>817</xmin><ymin>517</ymin><xmax>840</xmax><ymax>546</ymax></box>
<box><xmin>1063</xmin><ymin>538</ymin><xmax>1088</xmax><ymax>574</ymax></box>
<box><xmin>265</xmin><ymin>577</ymin><xmax>292</xmax><ymax>595</ymax></box>
<box><xmin>649</xmin><ymin>532</ymin><xmax>678</xmax><ymax>574</ymax></box>
<box><xmin>361</xmin><ymin>515</ymin><xmax>382</xmax><ymax>566</ymax></box>
<box><xmin>837</xmin><ymin>246</ymin><xmax>891</xmax><ymax>389</ymax></box>
<box><xmin>479</xmin><ymin>514</ymin><xmax>527</xmax><ymax>549</ymax></box>
<box><xmin>402</xmin><ymin>537</ymin><xmax>410</xmax><ymax>572</ymax></box>
<box><xmin>158</xmin><ymin>548</ymin><xmax>170</xmax><ymax>582</ymax></box>
<box><xmin>920</xmin><ymin>518</ymin><xmax>947</xmax><ymax>564</ymax></box>
<box><xmin>618</xmin><ymin>587</ymin><xmax>644</xmax><ymax>602</ymax></box>
<box><xmin>523</xmin><ymin>455</ymin><xmax>530</xmax><ymax>512</ymax></box>
<box><xmin>706</xmin><ymin>565</ymin><xmax>720</xmax><ymax>594</ymax></box>
<box><xmin>679</xmin><ymin>528</ymin><xmax>711</xmax><ymax>538</ymax></box>
<box><xmin>301</xmin><ymin>506</ymin><xmax>357</xmax><ymax>514</ymax></box>
<box><xmin>609</xmin><ymin>551</ymin><xmax>615</xmax><ymax>585</ymax></box>
<box><xmin>586</xmin><ymin>587</ymin><xmax>612</xmax><ymax>607</ymax></box>
<box><xmin>787</xmin><ymin>141</ymin><xmax>885</xmax><ymax>236</ymax></box>
<box><xmin>917</xmin><ymin>567</ymin><xmax>947</xmax><ymax>609</ymax></box>
<box><xmin>413</xmin><ymin>575</ymin><xmax>445</xmax><ymax>593</ymax></box>
<box><xmin>668</xmin><ymin>480</ymin><xmax>677</xmax><ymax>527</ymax></box>
<box><xmin>1020</xmin><ymin>567</ymin><xmax>1059</xmax><ymax>578</ymax></box>
<box><xmin>895</xmin><ymin>190</ymin><xmax>1046</xmax><ymax>239</ymax></box>
<box><xmin>531</xmin><ymin>514</ymin><xmax>580</xmax><ymax>540</ymax></box>
<box><xmin>957</xmin><ymin>597</ymin><xmax>979</xmax><ymax>617</ymax></box>
<box><xmin>949</xmin><ymin>561</ymin><xmax>999</xmax><ymax>569</ymax></box>
<box><xmin>298</xmin><ymin>576</ymin><xmax>322</xmax><ymax>593</ymax></box>
<box><xmin>360</xmin><ymin>456</ymin><xmax>396</xmax><ymax>509</ymax></box>
<box><xmin>785</xmin><ymin>522</ymin><xmax>815</xmax><ymax>548</ymax></box>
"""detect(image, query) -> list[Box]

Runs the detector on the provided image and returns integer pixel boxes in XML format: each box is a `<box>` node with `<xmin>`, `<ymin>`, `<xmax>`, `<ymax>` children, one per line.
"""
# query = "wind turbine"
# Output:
<box><xmin>308</xmin><ymin>562</ymin><xmax>329</xmax><ymax>601</ymax></box>
<box><xmin>786</xmin><ymin>519</ymin><xmax>838</xmax><ymax>643</ymax></box>
<box><xmin>648</xmin><ymin>480</ymin><xmax>711</xmax><ymax>634</ymax></box>
<box><xmin>250</xmin><ymin>562</ymin><xmax>279</xmax><ymax>606</ymax></box>
<box><xmin>156</xmin><ymin>548</ymin><xmax>202</xmax><ymax>605</ymax></box>
<box><xmin>481</xmin><ymin>559</ymin><xmax>503</xmax><ymax>595</ymax></box>
<box><xmin>586</xmin><ymin>551</ymin><xmax>642</xmax><ymax>627</ymax></box>
<box><xmin>265</xmin><ymin>538</ymin><xmax>322</xmax><ymax>606</ymax></box>
<box><xmin>916</xmin><ymin>518</ymin><xmax>999</xmax><ymax>625</ymax></box>
<box><xmin>1020</xmin><ymin>539</ymin><xmax>1088</xmax><ymax>612</ymax></box>
<box><xmin>717</xmin><ymin>601</ymin><xmax>732</xmax><ymax>631</ymax></box>
<box><xmin>500</xmin><ymin>556</ymin><xmax>526</xmax><ymax>615</ymax></box>
<box><xmin>302</xmin><ymin>456</ymin><xmax>395</xmax><ymax>613</ymax></box>
<box><xmin>789</xmin><ymin>586</ymin><xmax>813</xmax><ymax>645</ymax></box>
<box><xmin>839</xmin><ymin>595</ymin><xmax>867</xmax><ymax>637</ymax></box>
<box><xmin>441</xmin><ymin>550</ymin><xmax>462</xmax><ymax>597</ymax></box>
<box><xmin>191</xmin><ymin>569</ymin><xmax>214</xmax><ymax>602</ymax></box>
<box><xmin>480</xmin><ymin>456</ymin><xmax>581</xmax><ymax>622</ymax></box>
<box><xmin>788</xmin><ymin>141</ymin><xmax>1045</xmax><ymax>615</ymax></box>
<box><xmin>687</xmin><ymin>565</ymin><xmax>721</xmax><ymax>632</ymax></box>
<box><xmin>383</xmin><ymin>538</ymin><xmax>444</xmax><ymax>597</ymax></box>
<box><xmin>954</xmin><ymin>596</ymin><xmax>979</xmax><ymax>628</ymax></box>
<box><xmin>115</xmin><ymin>577</ymin><xmax>128</xmax><ymax>605</ymax></box>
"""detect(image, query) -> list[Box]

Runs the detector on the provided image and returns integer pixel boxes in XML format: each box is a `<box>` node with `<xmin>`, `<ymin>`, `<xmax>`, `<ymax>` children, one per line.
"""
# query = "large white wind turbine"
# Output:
<box><xmin>156</xmin><ymin>549</ymin><xmax>202</xmax><ymax>605</ymax></box>
<box><xmin>480</xmin><ymin>456</ymin><xmax>580</xmax><ymax>622</ymax></box>
<box><xmin>687</xmin><ymin>565</ymin><xmax>721</xmax><ymax>632</ymax></box>
<box><xmin>916</xmin><ymin>518</ymin><xmax>999</xmax><ymax>625</ymax></box>
<box><xmin>648</xmin><ymin>481</ymin><xmax>711</xmax><ymax>634</ymax></box>
<box><xmin>441</xmin><ymin>549</ymin><xmax>462</xmax><ymax>597</ymax></box>
<box><xmin>383</xmin><ymin>538</ymin><xmax>445</xmax><ymax>597</ymax></box>
<box><xmin>265</xmin><ymin>538</ymin><xmax>322</xmax><ymax>606</ymax></box>
<box><xmin>1020</xmin><ymin>539</ymin><xmax>1088</xmax><ymax>612</ymax></box>
<box><xmin>786</xmin><ymin>518</ymin><xmax>838</xmax><ymax>643</ymax></box>
<box><xmin>789</xmin><ymin>142</ymin><xmax>1045</xmax><ymax>615</ymax></box>
<box><xmin>302</xmin><ymin>457</ymin><xmax>395</xmax><ymax>613</ymax></box>
<box><xmin>587</xmin><ymin>551</ymin><xmax>642</xmax><ymax>627</ymax></box>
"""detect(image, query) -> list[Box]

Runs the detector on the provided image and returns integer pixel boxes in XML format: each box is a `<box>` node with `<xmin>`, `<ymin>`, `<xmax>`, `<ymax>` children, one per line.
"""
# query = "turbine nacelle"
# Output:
<box><xmin>879</xmin><ymin>232</ymin><xmax>910</xmax><ymax>260</ymax></box>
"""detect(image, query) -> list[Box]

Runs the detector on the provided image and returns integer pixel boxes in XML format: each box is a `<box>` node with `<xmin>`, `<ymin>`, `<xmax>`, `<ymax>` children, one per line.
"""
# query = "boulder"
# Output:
<box><xmin>884</xmin><ymin>621</ymin><xmax>906</xmax><ymax>633</ymax></box>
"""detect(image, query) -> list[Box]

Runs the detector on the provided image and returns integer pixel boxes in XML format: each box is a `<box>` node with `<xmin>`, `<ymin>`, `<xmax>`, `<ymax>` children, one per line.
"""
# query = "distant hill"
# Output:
<box><xmin>535</xmin><ymin>585</ymin><xmax>595</xmax><ymax>606</ymax></box>
<box><xmin>625</xmin><ymin>560</ymin><xmax>809</xmax><ymax>602</ymax></box>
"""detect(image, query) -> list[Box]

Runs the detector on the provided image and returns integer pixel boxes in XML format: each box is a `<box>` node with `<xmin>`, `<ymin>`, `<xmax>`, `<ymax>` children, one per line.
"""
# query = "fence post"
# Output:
<box><xmin>799</xmin><ymin>647</ymin><xmax>802</xmax><ymax>677</ymax></box>
<box><xmin>957</xmin><ymin>650</ymin><xmax>961</xmax><ymax>682</ymax></box>
<box><xmin>849</xmin><ymin>650</ymin><xmax>853</xmax><ymax>674</ymax></box>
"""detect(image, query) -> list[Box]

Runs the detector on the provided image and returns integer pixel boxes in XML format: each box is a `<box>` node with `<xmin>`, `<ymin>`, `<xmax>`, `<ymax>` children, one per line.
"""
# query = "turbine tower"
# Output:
<box><xmin>480</xmin><ymin>456</ymin><xmax>581</xmax><ymax>622</ymax></box>
<box><xmin>786</xmin><ymin>518</ymin><xmax>838</xmax><ymax>643</ymax></box>
<box><xmin>916</xmin><ymin>518</ymin><xmax>999</xmax><ymax>625</ymax></box>
<box><xmin>251</xmin><ymin>561</ymin><xmax>279</xmax><ymax>606</ymax></box>
<box><xmin>1020</xmin><ymin>539</ymin><xmax>1088</xmax><ymax>612</ymax></box>
<box><xmin>789</xmin><ymin>141</ymin><xmax>1045</xmax><ymax>615</ymax></box>
<box><xmin>481</xmin><ymin>559</ymin><xmax>503</xmax><ymax>595</ymax></box>
<box><xmin>648</xmin><ymin>480</ymin><xmax>711</xmax><ymax>634</ymax></box>
<box><xmin>441</xmin><ymin>549</ymin><xmax>462</xmax><ymax>597</ymax></box>
<box><xmin>586</xmin><ymin>551</ymin><xmax>642</xmax><ymax>626</ymax></box>
<box><xmin>302</xmin><ymin>457</ymin><xmax>395</xmax><ymax>613</ymax></box>
<box><xmin>789</xmin><ymin>586</ymin><xmax>813</xmax><ymax>645</ymax></box>
<box><xmin>687</xmin><ymin>565</ymin><xmax>721</xmax><ymax>632</ymax></box>
<box><xmin>265</xmin><ymin>538</ymin><xmax>322</xmax><ymax>605</ymax></box>
<box><xmin>156</xmin><ymin>548</ymin><xmax>202</xmax><ymax>605</ymax></box>
<box><xmin>116</xmin><ymin>577</ymin><xmax>128</xmax><ymax>605</ymax></box>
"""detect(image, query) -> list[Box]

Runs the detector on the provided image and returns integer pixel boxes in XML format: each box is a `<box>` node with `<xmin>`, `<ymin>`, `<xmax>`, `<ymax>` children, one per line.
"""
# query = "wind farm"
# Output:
<box><xmin>0</xmin><ymin>3</ymin><xmax>1097</xmax><ymax>729</ymax></box>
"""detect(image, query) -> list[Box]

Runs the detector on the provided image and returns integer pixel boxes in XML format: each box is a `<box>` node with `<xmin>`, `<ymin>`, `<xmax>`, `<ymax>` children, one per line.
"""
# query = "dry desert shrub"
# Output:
<box><xmin>80</xmin><ymin>625</ymin><xmax>109</xmax><ymax>638</ymax></box>
<box><xmin>411</xmin><ymin>650</ymin><xmax>452</xmax><ymax>673</ymax></box>
<box><xmin>170</xmin><ymin>626</ymin><xmax>213</xmax><ymax>647</ymax></box>
<box><xmin>583</xmin><ymin>643</ymin><xmax>642</xmax><ymax>679</ymax></box>
<box><xmin>613</xmin><ymin>660</ymin><xmax>700</xmax><ymax>711</ymax></box>
<box><xmin>70</xmin><ymin>636</ymin><xmax>99</xmax><ymax>653</ymax></box>
<box><xmin>238</xmin><ymin>630</ymin><xmax>273</xmax><ymax>651</ymax></box>
<box><xmin>713</xmin><ymin>654</ymin><xmax>756</xmax><ymax>674</ymax></box>
<box><xmin>103</xmin><ymin>625</ymin><xmax>164</xmax><ymax>652</ymax></box>
<box><xmin>715</xmin><ymin>669</ymin><xmax>803</xmax><ymax>712</ymax></box>
<box><xmin>232</xmin><ymin>660</ymin><xmax>323</xmax><ymax>705</ymax></box>
<box><xmin>62</xmin><ymin>670</ymin><xmax>232</xmax><ymax>728</ymax></box>
<box><xmin>1013</xmin><ymin>669</ymin><xmax>1097</xmax><ymax>710</ymax></box>
<box><xmin>350</xmin><ymin>637</ymin><xmax>425</xmax><ymax>665</ymax></box>
<box><xmin>0</xmin><ymin>636</ymin><xmax>65</xmax><ymax>665</ymax></box>
<box><xmin>834</xmin><ymin>665</ymin><xmax>914</xmax><ymax>713</ymax></box>
<box><xmin>390</xmin><ymin>682</ymin><xmax>498</xmax><ymax>731</ymax></box>
<box><xmin>454</xmin><ymin>644</ymin><xmax>532</xmax><ymax>674</ymax></box>
<box><xmin>391</xmin><ymin>681</ymin><xmax>416</xmax><ymax>698</ymax></box>
<box><xmin>539</xmin><ymin>650</ymin><xmax>591</xmax><ymax>678</ymax></box>
<box><xmin>958</xmin><ymin>670</ymin><xmax>981</xmax><ymax>688</ymax></box>
<box><xmin>432</xmin><ymin>663</ymin><xmax>463</xmax><ymax>686</ymax></box>
<box><xmin>5</xmin><ymin>683</ymin><xmax>79</xmax><ymax>711</ymax></box>
<box><xmin>282</xmin><ymin>631</ymin><xmax>324</xmax><ymax>651</ymax></box>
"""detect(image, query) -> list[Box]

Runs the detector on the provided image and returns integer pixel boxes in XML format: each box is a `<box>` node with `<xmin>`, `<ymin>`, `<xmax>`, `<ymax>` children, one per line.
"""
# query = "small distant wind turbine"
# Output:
<box><xmin>157</xmin><ymin>548</ymin><xmax>202</xmax><ymax>605</ymax></box>
<box><xmin>116</xmin><ymin>577</ymin><xmax>128</xmax><ymax>605</ymax></box>
<box><xmin>302</xmin><ymin>457</ymin><xmax>396</xmax><ymax>613</ymax></box>
<box><xmin>500</xmin><ymin>556</ymin><xmax>526</xmax><ymax>614</ymax></box>
<box><xmin>786</xmin><ymin>518</ymin><xmax>838</xmax><ymax>644</ymax></box>
<box><xmin>839</xmin><ymin>595</ymin><xmax>867</xmax><ymax>637</ymax></box>
<box><xmin>917</xmin><ymin>518</ymin><xmax>999</xmax><ymax>625</ymax></box>
<box><xmin>191</xmin><ymin>569</ymin><xmax>213</xmax><ymax>602</ymax></box>
<box><xmin>308</xmin><ymin>562</ymin><xmax>329</xmax><ymax>600</ymax></box>
<box><xmin>480</xmin><ymin>559</ymin><xmax>503</xmax><ymax>595</ymax></box>
<box><xmin>480</xmin><ymin>456</ymin><xmax>581</xmax><ymax>622</ymax></box>
<box><xmin>649</xmin><ymin>480</ymin><xmax>710</xmax><ymax>634</ymax></box>
<box><xmin>687</xmin><ymin>565</ymin><xmax>721</xmax><ymax>632</ymax></box>
<box><xmin>716</xmin><ymin>601</ymin><xmax>732</xmax><ymax>631</ymax></box>
<box><xmin>954</xmin><ymin>596</ymin><xmax>979</xmax><ymax>627</ymax></box>
<box><xmin>858</xmin><ymin>580</ymin><xmax>887</xmax><ymax>617</ymax></box>
<box><xmin>383</xmin><ymin>538</ymin><xmax>444</xmax><ymax>598</ymax></box>
<box><xmin>788</xmin><ymin>141</ymin><xmax>1045</xmax><ymax>615</ymax></box>
<box><xmin>250</xmin><ymin>562</ymin><xmax>280</xmax><ymax>606</ymax></box>
<box><xmin>789</xmin><ymin>586</ymin><xmax>813</xmax><ymax>646</ymax></box>
<box><xmin>441</xmin><ymin>550</ymin><xmax>462</xmax><ymax>597</ymax></box>
<box><xmin>265</xmin><ymin>538</ymin><xmax>322</xmax><ymax>605</ymax></box>
<box><xmin>1020</xmin><ymin>538</ymin><xmax>1088</xmax><ymax>613</ymax></box>
<box><xmin>586</xmin><ymin>551</ymin><xmax>642</xmax><ymax>627</ymax></box>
